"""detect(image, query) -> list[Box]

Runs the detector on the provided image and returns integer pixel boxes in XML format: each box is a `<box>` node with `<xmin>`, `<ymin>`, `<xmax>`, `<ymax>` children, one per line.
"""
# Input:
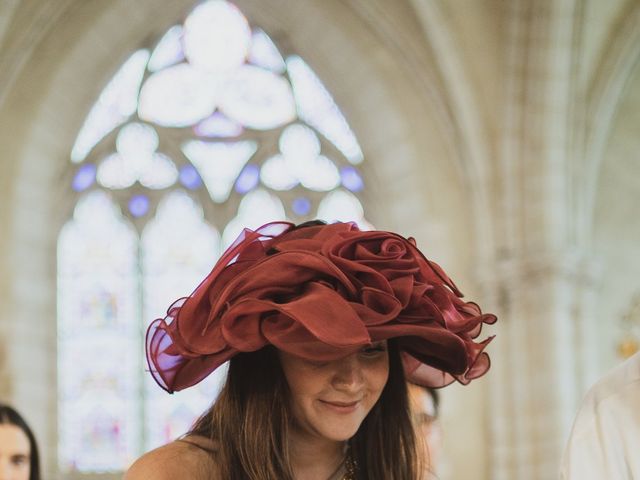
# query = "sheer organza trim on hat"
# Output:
<box><xmin>146</xmin><ymin>221</ymin><xmax>497</xmax><ymax>393</ymax></box>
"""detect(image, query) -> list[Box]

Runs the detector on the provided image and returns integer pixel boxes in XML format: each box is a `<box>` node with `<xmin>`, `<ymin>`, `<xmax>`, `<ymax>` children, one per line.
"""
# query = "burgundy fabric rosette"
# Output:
<box><xmin>146</xmin><ymin>221</ymin><xmax>497</xmax><ymax>393</ymax></box>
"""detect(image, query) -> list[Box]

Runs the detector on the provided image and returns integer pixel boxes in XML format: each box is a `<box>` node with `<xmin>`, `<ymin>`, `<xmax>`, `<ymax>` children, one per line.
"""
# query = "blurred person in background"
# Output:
<box><xmin>408</xmin><ymin>383</ymin><xmax>443</xmax><ymax>479</ymax></box>
<box><xmin>0</xmin><ymin>404</ymin><xmax>40</xmax><ymax>480</ymax></box>
<box><xmin>561</xmin><ymin>350</ymin><xmax>640</xmax><ymax>479</ymax></box>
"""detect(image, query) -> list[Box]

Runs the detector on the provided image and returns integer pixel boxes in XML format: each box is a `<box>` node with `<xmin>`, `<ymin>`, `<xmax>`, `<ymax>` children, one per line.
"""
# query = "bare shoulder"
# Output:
<box><xmin>124</xmin><ymin>436</ymin><xmax>219</xmax><ymax>480</ymax></box>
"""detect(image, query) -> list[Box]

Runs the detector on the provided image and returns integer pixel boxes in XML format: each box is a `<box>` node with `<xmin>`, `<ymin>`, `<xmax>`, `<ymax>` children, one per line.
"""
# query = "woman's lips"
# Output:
<box><xmin>319</xmin><ymin>399</ymin><xmax>360</xmax><ymax>414</ymax></box>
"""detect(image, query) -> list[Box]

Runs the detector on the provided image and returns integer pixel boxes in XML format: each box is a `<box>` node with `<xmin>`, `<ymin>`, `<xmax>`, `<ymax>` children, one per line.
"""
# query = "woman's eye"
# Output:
<box><xmin>11</xmin><ymin>455</ymin><xmax>28</xmax><ymax>466</ymax></box>
<box><xmin>304</xmin><ymin>359</ymin><xmax>330</xmax><ymax>368</ymax></box>
<box><xmin>360</xmin><ymin>344</ymin><xmax>387</xmax><ymax>357</ymax></box>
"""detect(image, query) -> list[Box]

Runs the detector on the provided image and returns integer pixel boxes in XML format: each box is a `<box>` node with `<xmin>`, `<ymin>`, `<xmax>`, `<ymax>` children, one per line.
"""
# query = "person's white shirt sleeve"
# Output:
<box><xmin>561</xmin><ymin>353</ymin><xmax>640</xmax><ymax>480</ymax></box>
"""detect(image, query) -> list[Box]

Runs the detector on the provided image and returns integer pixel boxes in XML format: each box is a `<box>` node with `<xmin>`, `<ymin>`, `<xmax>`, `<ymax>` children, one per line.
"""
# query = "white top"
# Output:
<box><xmin>561</xmin><ymin>352</ymin><xmax>640</xmax><ymax>480</ymax></box>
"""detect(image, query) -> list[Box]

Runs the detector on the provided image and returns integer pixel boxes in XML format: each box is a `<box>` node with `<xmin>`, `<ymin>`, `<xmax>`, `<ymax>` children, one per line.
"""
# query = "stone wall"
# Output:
<box><xmin>1</xmin><ymin>0</ymin><xmax>639</xmax><ymax>478</ymax></box>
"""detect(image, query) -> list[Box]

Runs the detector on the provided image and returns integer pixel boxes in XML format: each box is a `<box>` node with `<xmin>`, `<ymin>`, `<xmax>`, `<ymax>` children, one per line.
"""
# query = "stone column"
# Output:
<box><xmin>485</xmin><ymin>0</ymin><xmax>601</xmax><ymax>478</ymax></box>
<box><xmin>484</xmin><ymin>253</ymin><xmax>599</xmax><ymax>479</ymax></box>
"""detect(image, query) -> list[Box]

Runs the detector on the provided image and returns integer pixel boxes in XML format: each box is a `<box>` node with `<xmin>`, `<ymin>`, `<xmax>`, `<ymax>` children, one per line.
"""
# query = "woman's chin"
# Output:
<box><xmin>315</xmin><ymin>424</ymin><xmax>360</xmax><ymax>442</ymax></box>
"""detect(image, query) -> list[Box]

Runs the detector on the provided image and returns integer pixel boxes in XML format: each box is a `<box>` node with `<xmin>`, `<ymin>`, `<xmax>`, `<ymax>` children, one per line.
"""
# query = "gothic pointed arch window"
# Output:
<box><xmin>58</xmin><ymin>0</ymin><xmax>370</xmax><ymax>472</ymax></box>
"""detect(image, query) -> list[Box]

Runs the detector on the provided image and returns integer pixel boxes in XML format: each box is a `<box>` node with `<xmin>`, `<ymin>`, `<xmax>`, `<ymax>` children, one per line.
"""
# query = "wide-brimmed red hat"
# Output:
<box><xmin>146</xmin><ymin>221</ymin><xmax>496</xmax><ymax>393</ymax></box>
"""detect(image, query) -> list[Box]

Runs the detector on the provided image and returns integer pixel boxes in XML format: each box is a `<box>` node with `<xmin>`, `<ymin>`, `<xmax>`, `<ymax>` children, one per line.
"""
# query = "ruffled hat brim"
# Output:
<box><xmin>146</xmin><ymin>221</ymin><xmax>497</xmax><ymax>393</ymax></box>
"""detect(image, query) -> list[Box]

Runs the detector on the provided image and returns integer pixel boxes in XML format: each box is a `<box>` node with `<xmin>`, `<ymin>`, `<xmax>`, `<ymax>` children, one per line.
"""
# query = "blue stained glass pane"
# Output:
<box><xmin>179</xmin><ymin>165</ymin><xmax>202</xmax><ymax>190</ymax></box>
<box><xmin>129</xmin><ymin>195</ymin><xmax>150</xmax><ymax>217</ymax></box>
<box><xmin>340</xmin><ymin>166</ymin><xmax>364</xmax><ymax>192</ymax></box>
<box><xmin>292</xmin><ymin>197</ymin><xmax>311</xmax><ymax>216</ymax></box>
<box><xmin>72</xmin><ymin>164</ymin><xmax>97</xmax><ymax>192</ymax></box>
<box><xmin>235</xmin><ymin>164</ymin><xmax>259</xmax><ymax>194</ymax></box>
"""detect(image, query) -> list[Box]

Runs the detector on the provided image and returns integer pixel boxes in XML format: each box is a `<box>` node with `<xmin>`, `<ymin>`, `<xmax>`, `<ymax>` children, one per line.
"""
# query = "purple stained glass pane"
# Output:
<box><xmin>72</xmin><ymin>164</ymin><xmax>97</xmax><ymax>192</ymax></box>
<box><xmin>194</xmin><ymin>112</ymin><xmax>243</xmax><ymax>138</ymax></box>
<box><xmin>235</xmin><ymin>164</ymin><xmax>259</xmax><ymax>194</ymax></box>
<box><xmin>179</xmin><ymin>165</ymin><xmax>202</xmax><ymax>190</ymax></box>
<box><xmin>292</xmin><ymin>197</ymin><xmax>311</xmax><ymax>216</ymax></box>
<box><xmin>340</xmin><ymin>166</ymin><xmax>364</xmax><ymax>192</ymax></box>
<box><xmin>129</xmin><ymin>195</ymin><xmax>150</xmax><ymax>217</ymax></box>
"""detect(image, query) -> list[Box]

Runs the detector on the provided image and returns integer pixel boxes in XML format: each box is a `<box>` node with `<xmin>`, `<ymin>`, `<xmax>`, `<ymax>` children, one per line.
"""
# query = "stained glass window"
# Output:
<box><xmin>60</xmin><ymin>0</ymin><xmax>369</xmax><ymax>473</ymax></box>
<box><xmin>58</xmin><ymin>192</ymin><xmax>139</xmax><ymax>471</ymax></box>
<box><xmin>181</xmin><ymin>140</ymin><xmax>258</xmax><ymax>202</ymax></box>
<box><xmin>96</xmin><ymin>123</ymin><xmax>178</xmax><ymax>190</ymax></box>
<box><xmin>148</xmin><ymin>26</ymin><xmax>184</xmax><ymax>72</ymax></box>
<box><xmin>141</xmin><ymin>192</ymin><xmax>225</xmax><ymax>450</ymax></box>
<box><xmin>71</xmin><ymin>50</ymin><xmax>149</xmax><ymax>164</ymax></box>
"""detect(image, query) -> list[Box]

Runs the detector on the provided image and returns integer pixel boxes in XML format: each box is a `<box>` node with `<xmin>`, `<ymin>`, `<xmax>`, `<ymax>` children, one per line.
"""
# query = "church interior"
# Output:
<box><xmin>1</xmin><ymin>0</ymin><xmax>640</xmax><ymax>478</ymax></box>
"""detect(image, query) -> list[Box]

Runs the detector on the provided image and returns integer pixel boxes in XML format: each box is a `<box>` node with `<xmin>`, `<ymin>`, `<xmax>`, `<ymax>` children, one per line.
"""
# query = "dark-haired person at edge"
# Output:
<box><xmin>408</xmin><ymin>383</ymin><xmax>443</xmax><ymax>479</ymax></box>
<box><xmin>125</xmin><ymin>220</ymin><xmax>497</xmax><ymax>480</ymax></box>
<box><xmin>0</xmin><ymin>404</ymin><xmax>41</xmax><ymax>480</ymax></box>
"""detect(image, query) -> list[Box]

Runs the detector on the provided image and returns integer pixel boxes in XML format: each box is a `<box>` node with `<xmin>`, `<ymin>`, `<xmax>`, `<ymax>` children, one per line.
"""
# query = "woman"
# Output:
<box><xmin>127</xmin><ymin>221</ymin><xmax>496</xmax><ymax>479</ymax></box>
<box><xmin>0</xmin><ymin>404</ymin><xmax>40</xmax><ymax>480</ymax></box>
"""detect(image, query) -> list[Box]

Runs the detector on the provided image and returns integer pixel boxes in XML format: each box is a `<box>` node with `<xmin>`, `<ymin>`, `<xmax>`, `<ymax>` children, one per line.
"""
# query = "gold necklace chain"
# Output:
<box><xmin>340</xmin><ymin>452</ymin><xmax>357</xmax><ymax>480</ymax></box>
<box><xmin>324</xmin><ymin>445</ymin><xmax>357</xmax><ymax>480</ymax></box>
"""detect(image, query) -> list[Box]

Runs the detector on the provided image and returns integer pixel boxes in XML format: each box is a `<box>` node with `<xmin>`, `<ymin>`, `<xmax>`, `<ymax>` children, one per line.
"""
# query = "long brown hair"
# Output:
<box><xmin>0</xmin><ymin>404</ymin><xmax>41</xmax><ymax>480</ymax></box>
<box><xmin>189</xmin><ymin>341</ymin><xmax>419</xmax><ymax>479</ymax></box>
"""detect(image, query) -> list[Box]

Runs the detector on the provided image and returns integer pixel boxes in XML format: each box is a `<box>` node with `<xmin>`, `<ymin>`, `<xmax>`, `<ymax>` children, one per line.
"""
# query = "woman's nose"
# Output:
<box><xmin>331</xmin><ymin>354</ymin><xmax>364</xmax><ymax>390</ymax></box>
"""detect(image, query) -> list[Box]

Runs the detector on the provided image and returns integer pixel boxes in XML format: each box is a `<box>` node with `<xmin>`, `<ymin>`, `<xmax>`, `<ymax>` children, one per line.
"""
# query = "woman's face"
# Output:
<box><xmin>0</xmin><ymin>424</ymin><xmax>31</xmax><ymax>480</ymax></box>
<box><xmin>279</xmin><ymin>341</ymin><xmax>389</xmax><ymax>444</ymax></box>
